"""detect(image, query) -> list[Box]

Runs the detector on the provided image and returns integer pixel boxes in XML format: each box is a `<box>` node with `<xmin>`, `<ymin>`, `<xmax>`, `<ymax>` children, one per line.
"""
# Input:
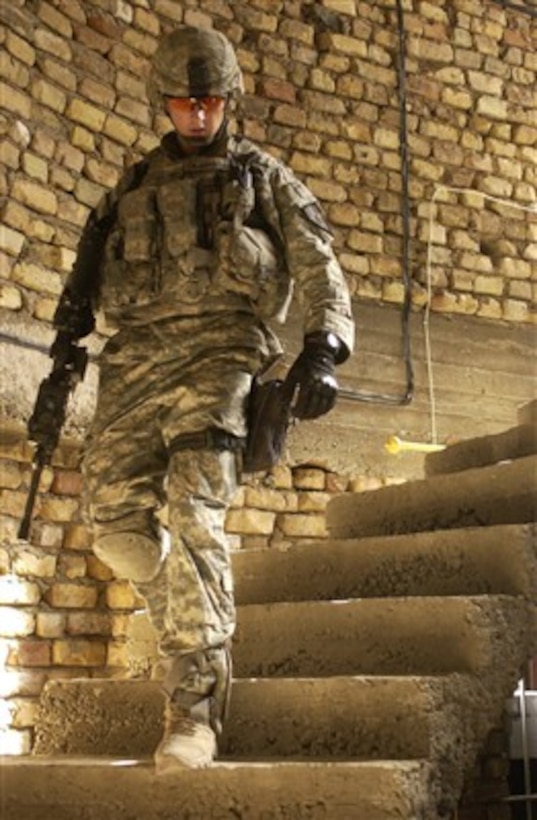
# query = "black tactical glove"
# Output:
<box><xmin>287</xmin><ymin>331</ymin><xmax>343</xmax><ymax>420</ymax></box>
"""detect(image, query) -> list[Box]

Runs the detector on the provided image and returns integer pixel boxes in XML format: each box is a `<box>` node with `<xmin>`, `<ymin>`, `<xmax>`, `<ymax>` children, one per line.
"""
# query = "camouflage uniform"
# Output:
<box><xmin>55</xmin><ymin>26</ymin><xmax>355</xmax><ymax>756</ymax></box>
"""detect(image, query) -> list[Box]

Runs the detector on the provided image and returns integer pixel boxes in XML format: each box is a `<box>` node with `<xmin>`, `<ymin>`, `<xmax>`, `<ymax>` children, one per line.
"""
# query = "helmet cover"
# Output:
<box><xmin>148</xmin><ymin>26</ymin><xmax>244</xmax><ymax>107</ymax></box>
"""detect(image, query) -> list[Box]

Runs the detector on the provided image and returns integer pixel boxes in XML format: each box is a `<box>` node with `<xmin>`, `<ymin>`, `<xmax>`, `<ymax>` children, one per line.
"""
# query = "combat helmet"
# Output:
<box><xmin>147</xmin><ymin>26</ymin><xmax>244</xmax><ymax>108</ymax></box>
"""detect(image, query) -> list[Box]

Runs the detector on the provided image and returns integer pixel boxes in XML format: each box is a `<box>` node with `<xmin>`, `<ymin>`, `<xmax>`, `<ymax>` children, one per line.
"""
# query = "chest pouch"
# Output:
<box><xmin>100</xmin><ymin>187</ymin><xmax>161</xmax><ymax>311</ymax></box>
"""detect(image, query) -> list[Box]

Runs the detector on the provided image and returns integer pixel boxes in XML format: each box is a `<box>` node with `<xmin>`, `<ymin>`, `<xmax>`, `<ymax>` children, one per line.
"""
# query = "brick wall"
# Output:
<box><xmin>0</xmin><ymin>0</ymin><xmax>535</xmax><ymax>327</ymax></box>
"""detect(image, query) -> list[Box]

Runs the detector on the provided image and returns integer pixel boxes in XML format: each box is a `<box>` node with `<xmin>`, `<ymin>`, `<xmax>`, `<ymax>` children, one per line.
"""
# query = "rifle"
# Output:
<box><xmin>18</xmin><ymin>331</ymin><xmax>88</xmax><ymax>540</ymax></box>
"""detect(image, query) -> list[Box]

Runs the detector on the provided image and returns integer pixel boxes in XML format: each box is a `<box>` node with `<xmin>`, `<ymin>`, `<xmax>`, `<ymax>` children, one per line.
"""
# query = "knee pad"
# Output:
<box><xmin>93</xmin><ymin>531</ymin><xmax>164</xmax><ymax>583</ymax></box>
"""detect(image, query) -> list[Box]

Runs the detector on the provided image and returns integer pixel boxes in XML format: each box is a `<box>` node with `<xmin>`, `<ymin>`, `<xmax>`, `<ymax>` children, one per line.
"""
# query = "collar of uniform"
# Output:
<box><xmin>161</xmin><ymin>123</ymin><xmax>230</xmax><ymax>160</ymax></box>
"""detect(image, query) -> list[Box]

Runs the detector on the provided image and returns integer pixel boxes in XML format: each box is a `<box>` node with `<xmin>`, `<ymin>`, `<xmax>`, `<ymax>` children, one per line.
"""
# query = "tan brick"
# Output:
<box><xmin>0</xmin><ymin>50</ymin><xmax>31</xmax><ymax>87</ymax></box>
<box><xmin>0</xmin><ymin>283</ymin><xmax>23</xmax><ymax>310</ymax></box>
<box><xmin>34</xmin><ymin>28</ymin><xmax>72</xmax><ymax>61</ymax></box>
<box><xmin>36</xmin><ymin>612</ymin><xmax>66</xmax><ymax>638</ymax></box>
<box><xmin>0</xmin><ymin>138</ymin><xmax>20</xmax><ymax>170</ymax></box>
<box><xmin>86</xmin><ymin>555</ymin><xmax>114</xmax><ymax>582</ymax></box>
<box><xmin>38</xmin><ymin>495</ymin><xmax>80</xmax><ymax>522</ymax></box>
<box><xmin>269</xmin><ymin>464</ymin><xmax>293</xmax><ymax>489</ymax></box>
<box><xmin>474</xmin><ymin>275</ymin><xmax>504</xmax><ymax>296</ymax></box>
<box><xmin>9</xmin><ymin>639</ymin><xmax>51</xmax><ymax>667</ymax></box>
<box><xmin>39</xmin><ymin>57</ymin><xmax>77</xmax><ymax>92</ymax></box>
<box><xmin>476</xmin><ymin>95</ymin><xmax>507</xmax><ymax>120</ymax></box>
<box><xmin>55</xmin><ymin>142</ymin><xmax>85</xmax><ymax>174</ymax></box>
<box><xmin>0</xmin><ymin>575</ymin><xmax>41</xmax><ymax>605</ymax></box>
<box><xmin>52</xmin><ymin>639</ymin><xmax>107</xmax><ymax>667</ymax></box>
<box><xmin>297</xmin><ymin>492</ymin><xmax>331</xmax><ymax>512</ymax></box>
<box><xmin>74</xmin><ymin>177</ymin><xmax>105</xmax><ymax>208</ymax></box>
<box><xmin>459</xmin><ymin>252</ymin><xmax>494</xmax><ymax>274</ymax></box>
<box><xmin>21</xmin><ymin>152</ymin><xmax>49</xmax><ymax>182</ymax></box>
<box><xmin>243</xmin><ymin>486</ymin><xmax>297</xmax><ymax>512</ymax></box>
<box><xmin>78</xmin><ymin>76</ymin><xmax>116</xmax><ymax>110</ymax></box>
<box><xmin>107</xmin><ymin>641</ymin><xmax>130</xmax><ymax>669</ymax></box>
<box><xmin>153</xmin><ymin>0</ymin><xmax>181</xmax><ymax>23</ymax></box>
<box><xmin>502</xmin><ymin>299</ymin><xmax>529</xmax><ymax>322</ymax></box>
<box><xmin>348</xmin><ymin>230</ymin><xmax>383</xmax><ymax>254</ymax></box>
<box><xmin>71</xmin><ymin>125</ymin><xmax>96</xmax><ymax>152</ymax></box>
<box><xmin>276</xmin><ymin>513</ymin><xmax>327</xmax><ymax>538</ymax></box>
<box><xmin>442</xmin><ymin>87</ymin><xmax>473</xmax><ymax>109</ymax></box>
<box><xmin>450</xmin><ymin>268</ymin><xmax>476</xmax><ymax>293</ymax></box>
<box><xmin>225</xmin><ymin>508</ymin><xmax>276</xmax><ymax>535</ymax></box>
<box><xmin>31</xmin><ymin>78</ymin><xmax>67</xmax><ymax>113</ymax></box>
<box><xmin>383</xmin><ymin>281</ymin><xmax>406</xmax><ymax>304</ymax></box>
<box><xmin>63</xmin><ymin>524</ymin><xmax>92</xmax><ymax>551</ymax></box>
<box><xmin>6</xmin><ymin>31</ymin><xmax>36</xmax><ymax>66</ymax></box>
<box><xmin>509</xmin><ymin>280</ymin><xmax>532</xmax><ymax>301</ymax></box>
<box><xmin>85</xmin><ymin>158</ymin><xmax>119</xmax><ymax>189</ymax></box>
<box><xmin>45</xmin><ymin>584</ymin><xmax>98</xmax><ymax>609</ymax></box>
<box><xmin>292</xmin><ymin>467</ymin><xmax>326</xmax><ymax>490</ymax></box>
<box><xmin>498</xmin><ymin>258</ymin><xmax>532</xmax><ymax>279</ymax></box>
<box><xmin>58</xmin><ymin>554</ymin><xmax>87</xmax><ymax>580</ymax></box>
<box><xmin>66</xmin><ymin>98</ymin><xmax>107</xmax><ymax>131</ymax></box>
<box><xmin>289</xmin><ymin>152</ymin><xmax>334</xmax><ymax>178</ymax></box>
<box><xmin>115</xmin><ymin>96</ymin><xmax>151</xmax><ymax>128</ymax></box>
<box><xmin>325</xmin><ymin>472</ymin><xmax>349</xmax><ymax>493</ymax></box>
<box><xmin>67</xmin><ymin>612</ymin><xmax>112</xmax><ymax>636</ymax></box>
<box><xmin>57</xmin><ymin>198</ymin><xmax>89</xmax><ymax>228</ymax></box>
<box><xmin>10</xmin><ymin>697</ymin><xmax>40</xmax><ymax>729</ymax></box>
<box><xmin>309</xmin><ymin>68</ymin><xmax>336</xmax><ymax>94</ymax></box>
<box><xmin>50</xmin><ymin>469</ymin><xmax>83</xmax><ymax>497</ymax></box>
<box><xmin>477</xmin><ymin>298</ymin><xmax>502</xmax><ymax>320</ymax></box>
<box><xmin>0</xmin><ymin>608</ymin><xmax>36</xmax><ymax>638</ymax></box>
<box><xmin>0</xmin><ymin>488</ymin><xmax>27</xmax><ymax>518</ymax></box>
<box><xmin>103</xmin><ymin>114</ymin><xmax>138</xmax><ymax>146</ymax></box>
<box><xmin>513</xmin><ymin>125</ymin><xmax>537</xmax><ymax>146</ymax></box>
<box><xmin>37</xmin><ymin>2</ymin><xmax>73</xmax><ymax>37</ymax></box>
<box><xmin>106</xmin><ymin>581</ymin><xmax>142</xmax><ymax>610</ymax></box>
<box><xmin>11</xmin><ymin>178</ymin><xmax>58</xmax><ymax>215</ymax></box>
<box><xmin>329</xmin><ymin>202</ymin><xmax>360</xmax><ymax>227</ymax></box>
<box><xmin>0</xmin><ymin>225</ymin><xmax>25</xmax><ymax>256</ymax></box>
<box><xmin>308</xmin><ymin>178</ymin><xmax>347</xmax><ymax>204</ymax></box>
<box><xmin>12</xmin><ymin>549</ymin><xmax>57</xmax><ymax>580</ymax></box>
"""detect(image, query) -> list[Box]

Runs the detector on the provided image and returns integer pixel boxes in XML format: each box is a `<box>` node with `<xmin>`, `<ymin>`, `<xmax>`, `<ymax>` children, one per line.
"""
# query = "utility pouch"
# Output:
<box><xmin>243</xmin><ymin>376</ymin><xmax>295</xmax><ymax>473</ymax></box>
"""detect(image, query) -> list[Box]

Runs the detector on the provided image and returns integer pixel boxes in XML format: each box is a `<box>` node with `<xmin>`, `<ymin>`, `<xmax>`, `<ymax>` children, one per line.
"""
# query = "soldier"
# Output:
<box><xmin>53</xmin><ymin>26</ymin><xmax>355</xmax><ymax>771</ymax></box>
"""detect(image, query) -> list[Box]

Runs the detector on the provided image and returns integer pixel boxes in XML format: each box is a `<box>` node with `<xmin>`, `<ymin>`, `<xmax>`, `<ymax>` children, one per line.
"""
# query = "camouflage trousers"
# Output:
<box><xmin>82</xmin><ymin>315</ymin><xmax>263</xmax><ymax>687</ymax></box>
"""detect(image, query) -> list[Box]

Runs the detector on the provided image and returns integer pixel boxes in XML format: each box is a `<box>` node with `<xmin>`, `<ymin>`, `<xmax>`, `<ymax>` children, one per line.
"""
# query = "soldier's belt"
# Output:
<box><xmin>168</xmin><ymin>428</ymin><xmax>246</xmax><ymax>456</ymax></box>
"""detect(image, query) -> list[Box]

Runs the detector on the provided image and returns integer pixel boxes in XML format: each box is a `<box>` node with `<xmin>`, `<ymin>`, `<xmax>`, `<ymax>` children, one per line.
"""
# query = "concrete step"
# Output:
<box><xmin>424</xmin><ymin>422</ymin><xmax>537</xmax><ymax>476</ymax></box>
<box><xmin>326</xmin><ymin>455</ymin><xmax>537</xmax><ymax>539</ymax></box>
<box><xmin>0</xmin><ymin>756</ymin><xmax>435</xmax><ymax>820</ymax></box>
<box><xmin>233</xmin><ymin>524</ymin><xmax>536</xmax><ymax>604</ymax></box>
<box><xmin>33</xmin><ymin>675</ymin><xmax>450</xmax><ymax>761</ymax></box>
<box><xmin>233</xmin><ymin>594</ymin><xmax>533</xmax><ymax>678</ymax></box>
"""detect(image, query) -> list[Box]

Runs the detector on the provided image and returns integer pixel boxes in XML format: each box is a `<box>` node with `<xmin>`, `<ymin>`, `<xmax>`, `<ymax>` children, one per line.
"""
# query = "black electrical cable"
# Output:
<box><xmin>339</xmin><ymin>0</ymin><xmax>414</xmax><ymax>406</ymax></box>
<box><xmin>0</xmin><ymin>330</ymin><xmax>50</xmax><ymax>356</ymax></box>
<box><xmin>0</xmin><ymin>330</ymin><xmax>98</xmax><ymax>361</ymax></box>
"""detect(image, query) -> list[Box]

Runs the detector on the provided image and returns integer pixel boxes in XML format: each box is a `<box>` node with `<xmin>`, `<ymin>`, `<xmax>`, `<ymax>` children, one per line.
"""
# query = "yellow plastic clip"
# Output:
<box><xmin>385</xmin><ymin>435</ymin><xmax>446</xmax><ymax>455</ymax></box>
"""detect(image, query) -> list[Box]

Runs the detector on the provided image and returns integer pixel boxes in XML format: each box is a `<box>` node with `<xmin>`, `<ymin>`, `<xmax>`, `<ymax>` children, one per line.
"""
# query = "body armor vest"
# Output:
<box><xmin>99</xmin><ymin>147</ymin><xmax>291</xmax><ymax>325</ymax></box>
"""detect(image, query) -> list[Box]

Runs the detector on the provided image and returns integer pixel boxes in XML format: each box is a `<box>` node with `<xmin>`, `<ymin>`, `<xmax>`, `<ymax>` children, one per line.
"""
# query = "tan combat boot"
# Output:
<box><xmin>153</xmin><ymin>647</ymin><xmax>231</xmax><ymax>773</ymax></box>
<box><xmin>154</xmin><ymin>696</ymin><xmax>216</xmax><ymax>772</ymax></box>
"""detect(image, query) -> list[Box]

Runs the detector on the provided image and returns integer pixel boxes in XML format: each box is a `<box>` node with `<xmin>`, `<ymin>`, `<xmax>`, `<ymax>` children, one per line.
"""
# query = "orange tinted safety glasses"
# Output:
<box><xmin>167</xmin><ymin>96</ymin><xmax>226</xmax><ymax>114</ymax></box>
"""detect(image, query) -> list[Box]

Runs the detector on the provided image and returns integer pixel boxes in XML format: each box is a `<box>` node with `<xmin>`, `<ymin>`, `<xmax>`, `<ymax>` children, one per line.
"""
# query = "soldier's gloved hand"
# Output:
<box><xmin>287</xmin><ymin>332</ymin><xmax>343</xmax><ymax>420</ymax></box>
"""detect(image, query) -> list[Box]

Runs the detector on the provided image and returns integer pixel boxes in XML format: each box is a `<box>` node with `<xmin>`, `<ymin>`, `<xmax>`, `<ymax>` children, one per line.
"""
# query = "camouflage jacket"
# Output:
<box><xmin>55</xmin><ymin>130</ymin><xmax>355</xmax><ymax>358</ymax></box>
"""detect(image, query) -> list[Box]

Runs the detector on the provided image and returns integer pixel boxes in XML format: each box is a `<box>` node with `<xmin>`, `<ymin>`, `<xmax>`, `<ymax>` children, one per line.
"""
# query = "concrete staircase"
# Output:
<box><xmin>2</xmin><ymin>407</ymin><xmax>536</xmax><ymax>820</ymax></box>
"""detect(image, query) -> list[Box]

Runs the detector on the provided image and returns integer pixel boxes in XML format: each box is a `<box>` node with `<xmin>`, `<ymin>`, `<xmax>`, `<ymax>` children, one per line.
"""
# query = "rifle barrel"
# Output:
<box><xmin>18</xmin><ymin>459</ymin><xmax>43</xmax><ymax>540</ymax></box>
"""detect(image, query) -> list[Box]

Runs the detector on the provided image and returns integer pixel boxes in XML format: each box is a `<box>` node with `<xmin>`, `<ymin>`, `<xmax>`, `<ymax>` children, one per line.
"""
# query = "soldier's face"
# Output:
<box><xmin>166</xmin><ymin>96</ymin><xmax>227</xmax><ymax>152</ymax></box>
